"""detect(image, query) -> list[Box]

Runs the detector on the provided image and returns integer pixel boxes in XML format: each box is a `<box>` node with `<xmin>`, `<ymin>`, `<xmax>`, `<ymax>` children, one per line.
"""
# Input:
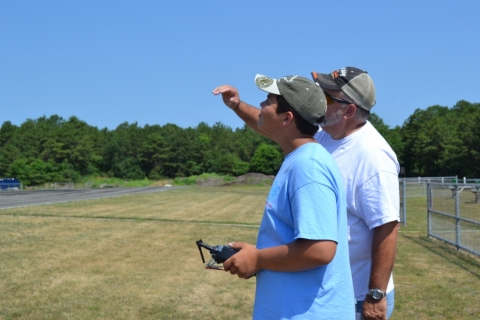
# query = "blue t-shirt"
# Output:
<box><xmin>253</xmin><ymin>142</ymin><xmax>354</xmax><ymax>320</ymax></box>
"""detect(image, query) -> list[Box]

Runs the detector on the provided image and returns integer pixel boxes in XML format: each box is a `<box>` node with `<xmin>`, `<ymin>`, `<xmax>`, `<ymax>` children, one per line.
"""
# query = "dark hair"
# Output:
<box><xmin>276</xmin><ymin>95</ymin><xmax>320</xmax><ymax>136</ymax></box>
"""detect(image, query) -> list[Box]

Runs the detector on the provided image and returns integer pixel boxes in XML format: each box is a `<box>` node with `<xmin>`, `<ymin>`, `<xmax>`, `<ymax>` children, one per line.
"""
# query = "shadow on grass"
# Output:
<box><xmin>401</xmin><ymin>233</ymin><xmax>480</xmax><ymax>279</ymax></box>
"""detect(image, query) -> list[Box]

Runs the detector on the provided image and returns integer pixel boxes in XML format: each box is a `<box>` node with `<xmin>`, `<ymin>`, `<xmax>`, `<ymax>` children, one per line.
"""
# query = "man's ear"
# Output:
<box><xmin>282</xmin><ymin>111</ymin><xmax>295</xmax><ymax>126</ymax></box>
<box><xmin>344</xmin><ymin>104</ymin><xmax>357</xmax><ymax>119</ymax></box>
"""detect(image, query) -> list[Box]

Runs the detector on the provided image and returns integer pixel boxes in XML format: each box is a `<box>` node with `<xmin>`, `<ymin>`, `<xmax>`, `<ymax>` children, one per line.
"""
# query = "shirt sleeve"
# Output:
<box><xmin>356</xmin><ymin>171</ymin><xmax>400</xmax><ymax>229</ymax></box>
<box><xmin>290</xmin><ymin>182</ymin><xmax>339</xmax><ymax>242</ymax></box>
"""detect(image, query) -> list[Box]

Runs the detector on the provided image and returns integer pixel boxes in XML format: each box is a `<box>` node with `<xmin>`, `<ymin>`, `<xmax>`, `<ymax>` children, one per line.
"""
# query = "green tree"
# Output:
<box><xmin>140</xmin><ymin>132</ymin><xmax>170</xmax><ymax>179</ymax></box>
<box><xmin>7</xmin><ymin>158</ymin><xmax>31</xmax><ymax>185</ymax></box>
<box><xmin>250</xmin><ymin>143</ymin><xmax>283</xmax><ymax>175</ymax></box>
<box><xmin>0</xmin><ymin>121</ymin><xmax>18</xmax><ymax>146</ymax></box>
<box><xmin>233</xmin><ymin>124</ymin><xmax>273</xmax><ymax>163</ymax></box>
<box><xmin>103</xmin><ymin>122</ymin><xmax>146</xmax><ymax>179</ymax></box>
<box><xmin>447</xmin><ymin>100</ymin><xmax>480</xmax><ymax>177</ymax></box>
<box><xmin>401</xmin><ymin>106</ymin><xmax>451</xmax><ymax>176</ymax></box>
<box><xmin>0</xmin><ymin>143</ymin><xmax>21</xmax><ymax>177</ymax></box>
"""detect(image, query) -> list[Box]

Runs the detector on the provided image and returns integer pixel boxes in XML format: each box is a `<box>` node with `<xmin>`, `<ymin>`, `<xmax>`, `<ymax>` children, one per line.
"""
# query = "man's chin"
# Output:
<box><xmin>319</xmin><ymin>122</ymin><xmax>333</xmax><ymax>129</ymax></box>
<box><xmin>319</xmin><ymin>117</ymin><xmax>342</xmax><ymax>128</ymax></box>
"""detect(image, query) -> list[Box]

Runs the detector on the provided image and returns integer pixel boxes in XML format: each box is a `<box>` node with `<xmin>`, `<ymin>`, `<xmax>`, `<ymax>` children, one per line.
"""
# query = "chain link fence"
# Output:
<box><xmin>427</xmin><ymin>181</ymin><xmax>480</xmax><ymax>257</ymax></box>
<box><xmin>398</xmin><ymin>176</ymin><xmax>458</xmax><ymax>226</ymax></box>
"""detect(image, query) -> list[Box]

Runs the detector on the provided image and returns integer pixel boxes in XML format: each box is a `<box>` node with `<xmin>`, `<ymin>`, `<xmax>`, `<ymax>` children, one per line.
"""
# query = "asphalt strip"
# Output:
<box><xmin>0</xmin><ymin>186</ymin><xmax>185</xmax><ymax>210</ymax></box>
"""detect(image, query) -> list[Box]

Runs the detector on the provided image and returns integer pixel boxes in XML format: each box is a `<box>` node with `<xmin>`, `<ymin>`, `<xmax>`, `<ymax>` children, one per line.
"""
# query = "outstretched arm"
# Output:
<box><xmin>212</xmin><ymin>85</ymin><xmax>275</xmax><ymax>140</ymax></box>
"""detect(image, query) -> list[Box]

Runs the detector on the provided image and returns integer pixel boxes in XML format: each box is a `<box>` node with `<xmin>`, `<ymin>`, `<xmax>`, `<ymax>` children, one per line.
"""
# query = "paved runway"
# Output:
<box><xmin>0</xmin><ymin>186</ymin><xmax>184</xmax><ymax>210</ymax></box>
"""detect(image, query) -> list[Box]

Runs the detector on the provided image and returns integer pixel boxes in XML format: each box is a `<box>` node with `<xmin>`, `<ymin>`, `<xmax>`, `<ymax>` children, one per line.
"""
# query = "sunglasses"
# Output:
<box><xmin>324</xmin><ymin>91</ymin><xmax>353</xmax><ymax>106</ymax></box>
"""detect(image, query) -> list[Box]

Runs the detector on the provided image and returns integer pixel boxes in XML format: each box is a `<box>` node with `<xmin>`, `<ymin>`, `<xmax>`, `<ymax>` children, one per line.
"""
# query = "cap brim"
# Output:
<box><xmin>255</xmin><ymin>74</ymin><xmax>281</xmax><ymax>95</ymax></box>
<box><xmin>311</xmin><ymin>71</ymin><xmax>341</xmax><ymax>90</ymax></box>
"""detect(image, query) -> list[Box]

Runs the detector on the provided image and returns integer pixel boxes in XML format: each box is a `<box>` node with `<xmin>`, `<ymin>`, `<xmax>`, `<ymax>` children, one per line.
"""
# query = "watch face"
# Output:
<box><xmin>372</xmin><ymin>290</ymin><xmax>382</xmax><ymax>299</ymax></box>
<box><xmin>369</xmin><ymin>289</ymin><xmax>385</xmax><ymax>300</ymax></box>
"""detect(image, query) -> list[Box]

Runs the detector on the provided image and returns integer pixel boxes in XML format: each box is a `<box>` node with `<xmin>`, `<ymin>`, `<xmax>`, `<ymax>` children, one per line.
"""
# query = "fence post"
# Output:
<box><xmin>402</xmin><ymin>178</ymin><xmax>407</xmax><ymax>226</ymax></box>
<box><xmin>455</xmin><ymin>182</ymin><xmax>461</xmax><ymax>251</ymax></box>
<box><xmin>427</xmin><ymin>182</ymin><xmax>431</xmax><ymax>237</ymax></box>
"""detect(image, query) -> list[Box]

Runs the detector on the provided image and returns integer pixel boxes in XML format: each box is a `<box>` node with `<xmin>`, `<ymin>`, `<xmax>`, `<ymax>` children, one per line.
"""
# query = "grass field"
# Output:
<box><xmin>1</xmin><ymin>186</ymin><xmax>480</xmax><ymax>319</ymax></box>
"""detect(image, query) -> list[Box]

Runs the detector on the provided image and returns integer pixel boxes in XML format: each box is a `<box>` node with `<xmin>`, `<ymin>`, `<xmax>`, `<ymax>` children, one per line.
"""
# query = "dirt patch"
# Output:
<box><xmin>195</xmin><ymin>173</ymin><xmax>274</xmax><ymax>187</ymax></box>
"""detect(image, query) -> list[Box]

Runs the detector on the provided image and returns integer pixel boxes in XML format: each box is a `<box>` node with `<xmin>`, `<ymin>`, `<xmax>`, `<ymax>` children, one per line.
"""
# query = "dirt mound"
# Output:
<box><xmin>196</xmin><ymin>173</ymin><xmax>274</xmax><ymax>187</ymax></box>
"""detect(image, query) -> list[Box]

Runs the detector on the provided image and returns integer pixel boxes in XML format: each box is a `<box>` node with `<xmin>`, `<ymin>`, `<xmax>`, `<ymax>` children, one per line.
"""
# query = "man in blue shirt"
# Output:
<box><xmin>213</xmin><ymin>74</ymin><xmax>354</xmax><ymax>319</ymax></box>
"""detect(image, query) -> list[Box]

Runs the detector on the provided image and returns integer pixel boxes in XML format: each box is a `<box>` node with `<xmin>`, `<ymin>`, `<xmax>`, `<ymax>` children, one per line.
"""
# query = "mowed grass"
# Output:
<box><xmin>2</xmin><ymin>186</ymin><xmax>265</xmax><ymax>224</ymax></box>
<box><xmin>1</xmin><ymin>186</ymin><xmax>480</xmax><ymax>319</ymax></box>
<box><xmin>397</xmin><ymin>196</ymin><xmax>480</xmax><ymax>319</ymax></box>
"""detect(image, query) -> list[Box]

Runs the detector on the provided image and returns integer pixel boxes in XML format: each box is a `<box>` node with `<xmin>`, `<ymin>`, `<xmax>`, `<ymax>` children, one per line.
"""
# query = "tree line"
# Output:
<box><xmin>1</xmin><ymin>100</ymin><xmax>478</xmax><ymax>186</ymax></box>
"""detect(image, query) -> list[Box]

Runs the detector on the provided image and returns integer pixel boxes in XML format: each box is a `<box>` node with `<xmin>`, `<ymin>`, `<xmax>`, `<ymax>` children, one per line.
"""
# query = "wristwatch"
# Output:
<box><xmin>367</xmin><ymin>288</ymin><xmax>386</xmax><ymax>300</ymax></box>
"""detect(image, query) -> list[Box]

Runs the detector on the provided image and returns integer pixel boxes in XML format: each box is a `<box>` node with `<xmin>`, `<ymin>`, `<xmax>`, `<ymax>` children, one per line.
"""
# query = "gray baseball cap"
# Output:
<box><xmin>311</xmin><ymin>67</ymin><xmax>376</xmax><ymax>111</ymax></box>
<box><xmin>255</xmin><ymin>74</ymin><xmax>327</xmax><ymax>126</ymax></box>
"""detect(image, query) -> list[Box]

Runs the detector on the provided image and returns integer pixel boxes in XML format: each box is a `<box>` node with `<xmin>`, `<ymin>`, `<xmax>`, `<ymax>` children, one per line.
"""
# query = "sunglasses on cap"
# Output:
<box><xmin>324</xmin><ymin>91</ymin><xmax>353</xmax><ymax>106</ymax></box>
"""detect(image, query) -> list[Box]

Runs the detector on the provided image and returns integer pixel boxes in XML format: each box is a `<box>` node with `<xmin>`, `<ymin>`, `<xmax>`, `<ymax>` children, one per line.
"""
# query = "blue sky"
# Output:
<box><xmin>1</xmin><ymin>1</ymin><xmax>479</xmax><ymax>131</ymax></box>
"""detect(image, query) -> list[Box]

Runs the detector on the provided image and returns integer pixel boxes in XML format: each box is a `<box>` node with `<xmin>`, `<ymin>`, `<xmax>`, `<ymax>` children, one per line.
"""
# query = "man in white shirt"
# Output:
<box><xmin>311</xmin><ymin>67</ymin><xmax>399</xmax><ymax>320</ymax></box>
